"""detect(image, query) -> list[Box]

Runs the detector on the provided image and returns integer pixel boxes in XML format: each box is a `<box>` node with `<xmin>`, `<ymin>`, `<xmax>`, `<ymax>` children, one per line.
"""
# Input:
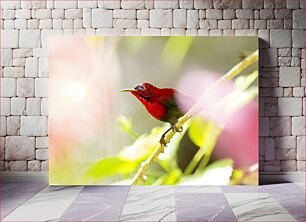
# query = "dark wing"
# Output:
<box><xmin>174</xmin><ymin>91</ymin><xmax>196</xmax><ymax>113</ymax></box>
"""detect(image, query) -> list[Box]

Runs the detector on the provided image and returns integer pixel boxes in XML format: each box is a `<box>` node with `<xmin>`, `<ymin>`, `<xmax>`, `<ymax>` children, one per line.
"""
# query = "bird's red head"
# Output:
<box><xmin>120</xmin><ymin>83</ymin><xmax>158</xmax><ymax>102</ymax></box>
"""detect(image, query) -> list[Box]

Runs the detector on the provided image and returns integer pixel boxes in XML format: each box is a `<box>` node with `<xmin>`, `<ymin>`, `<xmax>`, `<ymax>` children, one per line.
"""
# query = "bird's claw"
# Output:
<box><xmin>172</xmin><ymin>125</ymin><xmax>183</xmax><ymax>133</ymax></box>
<box><xmin>159</xmin><ymin>136</ymin><xmax>167</xmax><ymax>147</ymax></box>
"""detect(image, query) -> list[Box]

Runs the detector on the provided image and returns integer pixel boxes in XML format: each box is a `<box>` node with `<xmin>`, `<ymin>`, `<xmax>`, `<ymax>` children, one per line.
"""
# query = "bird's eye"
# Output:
<box><xmin>134</xmin><ymin>84</ymin><xmax>144</xmax><ymax>91</ymax></box>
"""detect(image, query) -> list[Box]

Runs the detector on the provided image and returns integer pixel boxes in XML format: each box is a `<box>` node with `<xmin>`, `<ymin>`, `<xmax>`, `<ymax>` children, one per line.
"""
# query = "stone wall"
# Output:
<box><xmin>0</xmin><ymin>0</ymin><xmax>305</xmax><ymax>172</ymax></box>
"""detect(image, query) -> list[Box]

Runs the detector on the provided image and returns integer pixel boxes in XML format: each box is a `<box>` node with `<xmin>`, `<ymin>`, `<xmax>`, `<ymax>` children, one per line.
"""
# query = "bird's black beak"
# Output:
<box><xmin>120</xmin><ymin>89</ymin><xmax>136</xmax><ymax>92</ymax></box>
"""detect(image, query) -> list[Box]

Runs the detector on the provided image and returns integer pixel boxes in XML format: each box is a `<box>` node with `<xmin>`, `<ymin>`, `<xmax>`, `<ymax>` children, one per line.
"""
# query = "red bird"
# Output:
<box><xmin>121</xmin><ymin>83</ymin><xmax>195</xmax><ymax>145</ymax></box>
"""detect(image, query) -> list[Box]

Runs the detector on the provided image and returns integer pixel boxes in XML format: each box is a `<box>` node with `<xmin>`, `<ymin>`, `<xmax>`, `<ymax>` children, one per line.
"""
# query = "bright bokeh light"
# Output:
<box><xmin>65</xmin><ymin>81</ymin><xmax>87</xmax><ymax>102</ymax></box>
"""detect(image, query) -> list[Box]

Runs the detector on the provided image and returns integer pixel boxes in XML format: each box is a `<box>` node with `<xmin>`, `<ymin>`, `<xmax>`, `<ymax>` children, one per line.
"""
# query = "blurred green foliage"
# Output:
<box><xmin>82</xmin><ymin>64</ymin><xmax>258</xmax><ymax>185</ymax></box>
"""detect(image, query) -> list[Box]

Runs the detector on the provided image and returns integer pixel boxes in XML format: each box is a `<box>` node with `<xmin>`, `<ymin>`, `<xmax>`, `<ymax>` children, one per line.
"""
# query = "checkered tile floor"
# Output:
<box><xmin>1</xmin><ymin>182</ymin><xmax>304</xmax><ymax>221</ymax></box>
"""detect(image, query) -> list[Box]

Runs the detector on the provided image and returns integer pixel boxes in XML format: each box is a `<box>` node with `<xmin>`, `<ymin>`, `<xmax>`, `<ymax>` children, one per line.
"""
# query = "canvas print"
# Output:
<box><xmin>49</xmin><ymin>36</ymin><xmax>258</xmax><ymax>185</ymax></box>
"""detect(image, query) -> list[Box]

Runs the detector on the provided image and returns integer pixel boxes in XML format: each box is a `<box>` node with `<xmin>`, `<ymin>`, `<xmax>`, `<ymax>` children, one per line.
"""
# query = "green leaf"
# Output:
<box><xmin>82</xmin><ymin>157</ymin><xmax>138</xmax><ymax>182</ymax></box>
<box><xmin>117</xmin><ymin>115</ymin><xmax>139</xmax><ymax>140</ymax></box>
<box><xmin>188</xmin><ymin>117</ymin><xmax>219</xmax><ymax>154</ymax></box>
<box><xmin>235</xmin><ymin>70</ymin><xmax>258</xmax><ymax>91</ymax></box>
<box><xmin>117</xmin><ymin>127</ymin><xmax>163</xmax><ymax>162</ymax></box>
<box><xmin>161</xmin><ymin>37</ymin><xmax>194</xmax><ymax>69</ymax></box>
<box><xmin>179</xmin><ymin>159</ymin><xmax>234</xmax><ymax>185</ymax></box>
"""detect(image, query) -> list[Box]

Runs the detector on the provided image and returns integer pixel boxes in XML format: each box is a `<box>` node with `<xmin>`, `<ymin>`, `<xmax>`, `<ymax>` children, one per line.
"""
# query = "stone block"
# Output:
<box><xmin>150</xmin><ymin>9</ymin><xmax>172</xmax><ymax>28</ymax></box>
<box><xmin>54</xmin><ymin>1</ymin><xmax>77</xmax><ymax>9</ymax></box>
<box><xmin>35</xmin><ymin>78</ymin><xmax>48</xmax><ymax>97</ymax></box>
<box><xmin>35</xmin><ymin>9</ymin><xmax>51</xmax><ymax>19</ymax></box>
<box><xmin>1</xmin><ymin>117</ymin><xmax>6</xmax><ymax>136</ymax></box>
<box><xmin>39</xmin><ymin>19</ymin><xmax>53</xmax><ymax>29</ymax></box>
<box><xmin>276</xmin><ymin>148</ymin><xmax>297</xmax><ymax>160</ymax></box>
<box><xmin>20</xmin><ymin>116</ymin><xmax>48</xmax><ymax>136</ymax></box>
<box><xmin>17</xmin><ymin>78</ymin><xmax>34</xmax><ymax>97</ymax></box>
<box><xmin>232</xmin><ymin>19</ymin><xmax>249</xmax><ymax>29</ymax></box>
<box><xmin>1</xmin><ymin>78</ymin><xmax>16</xmax><ymax>98</ymax></box>
<box><xmin>7</xmin><ymin>116</ymin><xmax>20</xmax><ymax>136</ymax></box>
<box><xmin>275</xmin><ymin>136</ymin><xmax>297</xmax><ymax>149</ymax></box>
<box><xmin>1</xmin><ymin>30</ymin><xmax>19</xmax><ymax>48</ymax></box>
<box><xmin>270</xmin><ymin>29</ymin><xmax>291</xmax><ymax>48</ymax></box>
<box><xmin>26</xmin><ymin>98</ymin><xmax>41</xmax><ymax>116</ymax></box>
<box><xmin>41</xmin><ymin>98</ymin><xmax>49</xmax><ymax>116</ymax></box>
<box><xmin>140</xmin><ymin>28</ymin><xmax>161</xmax><ymax>36</ymax></box>
<box><xmin>36</xmin><ymin>149</ymin><xmax>48</xmax><ymax>160</ymax></box>
<box><xmin>121</xmin><ymin>0</ymin><xmax>145</xmax><ymax>9</ymax></box>
<box><xmin>25</xmin><ymin>57</ymin><xmax>38</xmax><ymax>77</ymax></box>
<box><xmin>114</xmin><ymin>19</ymin><xmax>137</xmax><ymax>28</ymax></box>
<box><xmin>281</xmin><ymin>160</ymin><xmax>297</xmax><ymax>171</ymax></box>
<box><xmin>19</xmin><ymin>30</ymin><xmax>40</xmax><ymax>48</ymax></box>
<box><xmin>179</xmin><ymin>0</ymin><xmax>193</xmax><ymax>9</ymax></box>
<box><xmin>270</xmin><ymin>117</ymin><xmax>291</xmax><ymax>136</ymax></box>
<box><xmin>5</xmin><ymin>136</ymin><xmax>35</xmax><ymax>160</ymax></box>
<box><xmin>297</xmin><ymin>161</ymin><xmax>305</xmax><ymax>171</ymax></box>
<box><xmin>1</xmin><ymin>98</ymin><xmax>10</xmax><ymax>116</ymax></box>
<box><xmin>41</xmin><ymin>160</ymin><xmax>49</xmax><ymax>171</ymax></box>
<box><xmin>293</xmin><ymin>87</ymin><xmax>305</xmax><ymax>97</ymax></box>
<box><xmin>264</xmin><ymin>137</ymin><xmax>275</xmax><ymax>160</ymax></box>
<box><xmin>98</xmin><ymin>0</ymin><xmax>121</xmax><ymax>9</ymax></box>
<box><xmin>293</xmin><ymin>9</ymin><xmax>305</xmax><ymax>29</ymax></box>
<box><xmin>15</xmin><ymin>19</ymin><xmax>27</xmax><ymax>29</ymax></box>
<box><xmin>13</xmin><ymin>49</ymin><xmax>32</xmax><ymax>58</ymax></box>
<box><xmin>187</xmin><ymin>10</ymin><xmax>199</xmax><ymax>29</ymax></box>
<box><xmin>1</xmin><ymin>1</ymin><xmax>20</xmax><ymax>9</ymax></box>
<box><xmin>279</xmin><ymin>67</ymin><xmax>300</xmax><ymax>87</ymax></box>
<box><xmin>206</xmin><ymin>9</ymin><xmax>222</xmax><ymax>19</ymax></box>
<box><xmin>1</xmin><ymin>49</ymin><xmax>12</xmax><ymax>67</ymax></box>
<box><xmin>292</xmin><ymin>30</ymin><xmax>305</xmax><ymax>48</ymax></box>
<box><xmin>297</xmin><ymin>136</ymin><xmax>305</xmax><ymax>160</ymax></box>
<box><xmin>92</xmin><ymin>9</ymin><xmax>113</xmax><ymax>28</ymax></box>
<box><xmin>292</xmin><ymin>116</ymin><xmax>305</xmax><ymax>136</ymax></box>
<box><xmin>113</xmin><ymin>9</ymin><xmax>136</xmax><ymax>19</ymax></box>
<box><xmin>236</xmin><ymin>9</ymin><xmax>254</xmax><ymax>19</ymax></box>
<box><xmin>137</xmin><ymin>10</ymin><xmax>149</xmax><ymax>19</ymax></box>
<box><xmin>78</xmin><ymin>0</ymin><xmax>97</xmax><ymax>8</ymax></box>
<box><xmin>36</xmin><ymin>137</ymin><xmax>48</xmax><ymax>148</ymax></box>
<box><xmin>9</xmin><ymin>161</ymin><xmax>27</xmax><ymax>171</ymax></box>
<box><xmin>287</xmin><ymin>0</ymin><xmax>300</xmax><ymax>8</ymax></box>
<box><xmin>263</xmin><ymin>48</ymin><xmax>277</xmax><ymax>67</ymax></box>
<box><xmin>65</xmin><ymin>9</ymin><xmax>82</xmax><ymax>19</ymax></box>
<box><xmin>242</xmin><ymin>0</ymin><xmax>263</xmax><ymax>9</ymax></box>
<box><xmin>3</xmin><ymin>67</ymin><xmax>24</xmax><ymax>78</ymax></box>
<box><xmin>28</xmin><ymin>160</ymin><xmax>41</xmax><ymax>171</ymax></box>
<box><xmin>11</xmin><ymin>98</ymin><xmax>26</xmax><ymax>115</ymax></box>
<box><xmin>154</xmin><ymin>0</ymin><xmax>178</xmax><ymax>9</ymax></box>
<box><xmin>218</xmin><ymin>20</ymin><xmax>231</xmax><ymax>29</ymax></box>
<box><xmin>213</xmin><ymin>0</ymin><xmax>241</xmax><ymax>9</ymax></box>
<box><xmin>137</xmin><ymin>20</ymin><xmax>149</xmax><ymax>28</ymax></box>
<box><xmin>52</xmin><ymin>9</ymin><xmax>64</xmax><ymax>19</ymax></box>
<box><xmin>278</xmin><ymin>98</ymin><xmax>302</xmax><ymax>116</ymax></box>
<box><xmin>274</xmin><ymin>9</ymin><xmax>292</xmax><ymax>19</ymax></box>
<box><xmin>173</xmin><ymin>9</ymin><xmax>187</xmax><ymax>28</ymax></box>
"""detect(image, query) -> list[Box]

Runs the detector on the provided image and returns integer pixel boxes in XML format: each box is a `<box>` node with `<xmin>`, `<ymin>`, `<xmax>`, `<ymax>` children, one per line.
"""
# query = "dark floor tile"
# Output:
<box><xmin>59</xmin><ymin>203</ymin><xmax>125</xmax><ymax>221</ymax></box>
<box><xmin>176</xmin><ymin>193</ymin><xmax>230</xmax><ymax>206</ymax></box>
<box><xmin>1</xmin><ymin>193</ymin><xmax>34</xmax><ymax>205</ymax></box>
<box><xmin>1</xmin><ymin>182</ymin><xmax>47</xmax><ymax>193</ymax></box>
<box><xmin>270</xmin><ymin>192</ymin><xmax>305</xmax><ymax>206</ymax></box>
<box><xmin>176</xmin><ymin>193</ymin><xmax>237</xmax><ymax>221</ymax></box>
<box><xmin>177</xmin><ymin>205</ymin><xmax>237</xmax><ymax>222</ymax></box>
<box><xmin>0</xmin><ymin>205</ymin><xmax>17</xmax><ymax>219</ymax></box>
<box><xmin>82</xmin><ymin>185</ymin><xmax>130</xmax><ymax>194</ymax></box>
<box><xmin>59</xmin><ymin>187</ymin><xmax>129</xmax><ymax>221</ymax></box>
<box><xmin>221</xmin><ymin>185</ymin><xmax>264</xmax><ymax>193</ymax></box>
<box><xmin>261</xmin><ymin>183</ymin><xmax>304</xmax><ymax>193</ymax></box>
<box><xmin>283</xmin><ymin>205</ymin><xmax>305</xmax><ymax>222</ymax></box>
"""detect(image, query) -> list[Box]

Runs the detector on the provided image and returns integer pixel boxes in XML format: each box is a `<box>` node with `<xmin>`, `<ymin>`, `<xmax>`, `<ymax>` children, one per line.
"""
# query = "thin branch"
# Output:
<box><xmin>131</xmin><ymin>50</ymin><xmax>259</xmax><ymax>185</ymax></box>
